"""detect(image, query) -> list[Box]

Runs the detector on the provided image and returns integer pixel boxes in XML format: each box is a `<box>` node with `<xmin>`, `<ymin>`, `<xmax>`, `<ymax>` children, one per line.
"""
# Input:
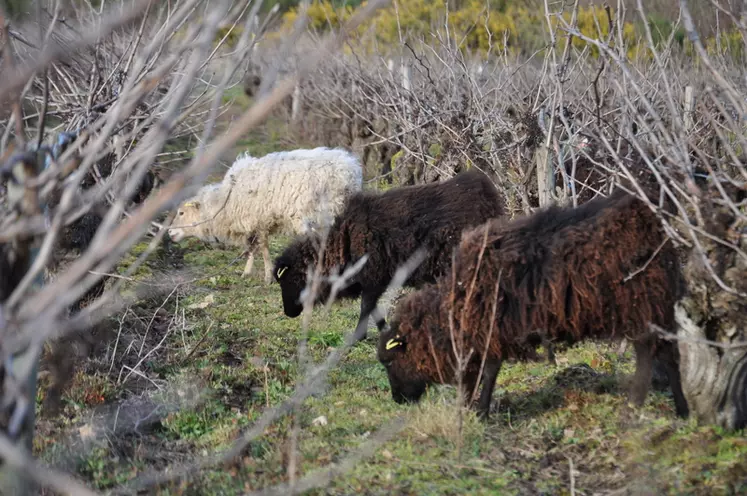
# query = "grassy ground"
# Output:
<box><xmin>35</xmin><ymin>236</ymin><xmax>747</xmax><ymax>495</ymax></box>
<box><xmin>33</xmin><ymin>87</ymin><xmax>746</xmax><ymax>496</ymax></box>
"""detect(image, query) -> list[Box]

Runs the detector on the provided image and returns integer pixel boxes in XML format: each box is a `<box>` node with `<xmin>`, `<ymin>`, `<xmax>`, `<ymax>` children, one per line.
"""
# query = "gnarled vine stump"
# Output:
<box><xmin>676</xmin><ymin>201</ymin><xmax>747</xmax><ymax>430</ymax></box>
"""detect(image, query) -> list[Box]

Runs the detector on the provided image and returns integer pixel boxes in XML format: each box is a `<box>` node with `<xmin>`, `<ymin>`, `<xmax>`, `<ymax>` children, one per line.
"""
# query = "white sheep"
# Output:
<box><xmin>168</xmin><ymin>147</ymin><xmax>363</xmax><ymax>283</ymax></box>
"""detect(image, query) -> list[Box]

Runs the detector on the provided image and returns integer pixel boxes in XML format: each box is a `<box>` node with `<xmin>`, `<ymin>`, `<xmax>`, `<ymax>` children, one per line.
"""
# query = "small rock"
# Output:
<box><xmin>312</xmin><ymin>415</ymin><xmax>328</xmax><ymax>427</ymax></box>
<box><xmin>381</xmin><ymin>449</ymin><xmax>393</xmax><ymax>459</ymax></box>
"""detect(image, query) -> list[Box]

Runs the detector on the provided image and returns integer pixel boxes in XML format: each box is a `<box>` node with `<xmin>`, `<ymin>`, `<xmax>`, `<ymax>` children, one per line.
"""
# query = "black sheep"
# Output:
<box><xmin>273</xmin><ymin>169</ymin><xmax>506</xmax><ymax>341</ymax></box>
<box><xmin>377</xmin><ymin>189</ymin><xmax>689</xmax><ymax>420</ymax></box>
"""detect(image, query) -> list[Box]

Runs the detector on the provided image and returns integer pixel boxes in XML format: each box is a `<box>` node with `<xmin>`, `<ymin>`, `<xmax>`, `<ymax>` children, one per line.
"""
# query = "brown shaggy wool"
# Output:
<box><xmin>378</xmin><ymin>189</ymin><xmax>689</xmax><ymax>420</ymax></box>
<box><xmin>273</xmin><ymin>169</ymin><xmax>506</xmax><ymax>341</ymax></box>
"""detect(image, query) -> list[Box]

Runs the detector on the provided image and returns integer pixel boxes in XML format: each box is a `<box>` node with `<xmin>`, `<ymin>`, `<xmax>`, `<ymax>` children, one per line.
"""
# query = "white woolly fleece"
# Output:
<box><xmin>170</xmin><ymin>147</ymin><xmax>363</xmax><ymax>247</ymax></box>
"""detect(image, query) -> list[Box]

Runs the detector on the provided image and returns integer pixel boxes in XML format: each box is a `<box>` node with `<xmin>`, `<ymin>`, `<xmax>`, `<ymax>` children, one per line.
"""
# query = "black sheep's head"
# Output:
<box><xmin>273</xmin><ymin>253</ymin><xmax>306</xmax><ymax>318</ymax></box>
<box><xmin>377</xmin><ymin>320</ymin><xmax>427</xmax><ymax>405</ymax></box>
<box><xmin>273</xmin><ymin>243</ymin><xmax>333</xmax><ymax>318</ymax></box>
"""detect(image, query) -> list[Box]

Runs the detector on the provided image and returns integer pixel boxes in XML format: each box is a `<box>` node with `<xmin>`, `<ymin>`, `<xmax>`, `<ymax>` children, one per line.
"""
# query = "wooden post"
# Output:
<box><xmin>401</xmin><ymin>62</ymin><xmax>411</xmax><ymax>91</ymax></box>
<box><xmin>535</xmin><ymin>106</ymin><xmax>557</xmax><ymax>208</ymax></box>
<box><xmin>535</xmin><ymin>144</ymin><xmax>554</xmax><ymax>207</ymax></box>
<box><xmin>684</xmin><ymin>85</ymin><xmax>695</xmax><ymax>132</ymax></box>
<box><xmin>114</xmin><ymin>134</ymin><xmax>125</xmax><ymax>163</ymax></box>
<box><xmin>291</xmin><ymin>82</ymin><xmax>301</xmax><ymax>124</ymax></box>
<box><xmin>387</xmin><ymin>58</ymin><xmax>395</xmax><ymax>76</ymax></box>
<box><xmin>470</xmin><ymin>63</ymin><xmax>483</xmax><ymax>80</ymax></box>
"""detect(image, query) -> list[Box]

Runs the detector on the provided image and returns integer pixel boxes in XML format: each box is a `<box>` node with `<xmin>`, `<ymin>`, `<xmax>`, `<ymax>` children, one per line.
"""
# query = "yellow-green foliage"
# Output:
<box><xmin>296</xmin><ymin>0</ymin><xmax>356</xmax><ymax>30</ymax></box>
<box><xmin>557</xmin><ymin>6</ymin><xmax>640</xmax><ymax>59</ymax></box>
<box><xmin>706</xmin><ymin>29</ymin><xmax>745</xmax><ymax>60</ymax></box>
<box><xmin>215</xmin><ymin>24</ymin><xmax>244</xmax><ymax>48</ymax></box>
<box><xmin>282</xmin><ymin>0</ymin><xmax>522</xmax><ymax>53</ymax></box>
<box><xmin>279</xmin><ymin>1</ymin><xmax>643</xmax><ymax>56</ymax></box>
<box><xmin>278</xmin><ymin>0</ymin><xmax>743</xmax><ymax>63</ymax></box>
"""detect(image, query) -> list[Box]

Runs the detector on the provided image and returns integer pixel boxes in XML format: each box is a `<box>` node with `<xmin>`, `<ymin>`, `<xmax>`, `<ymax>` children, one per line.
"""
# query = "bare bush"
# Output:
<box><xmin>1</xmin><ymin>0</ymin><xmax>399</xmax><ymax>493</ymax></box>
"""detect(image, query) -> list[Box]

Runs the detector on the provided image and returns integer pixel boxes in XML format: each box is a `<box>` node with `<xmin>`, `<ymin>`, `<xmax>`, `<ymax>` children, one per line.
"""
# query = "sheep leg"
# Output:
<box><xmin>260</xmin><ymin>234</ymin><xmax>272</xmax><ymax>284</ymax></box>
<box><xmin>460</xmin><ymin>372</ymin><xmax>480</xmax><ymax>406</ymax></box>
<box><xmin>353</xmin><ymin>293</ymin><xmax>379</xmax><ymax>343</ymax></box>
<box><xmin>544</xmin><ymin>338</ymin><xmax>556</xmax><ymax>365</ymax></box>
<box><xmin>242</xmin><ymin>233</ymin><xmax>260</xmax><ymax>279</ymax></box>
<box><xmin>352</xmin><ymin>313</ymin><xmax>369</xmax><ymax>344</ymax></box>
<box><xmin>476</xmin><ymin>358</ymin><xmax>503</xmax><ymax>421</ymax></box>
<box><xmin>370</xmin><ymin>306</ymin><xmax>387</xmax><ymax>331</ymax></box>
<box><xmin>629</xmin><ymin>338</ymin><xmax>654</xmax><ymax>408</ymax></box>
<box><xmin>242</xmin><ymin>251</ymin><xmax>255</xmax><ymax>278</ymax></box>
<box><xmin>654</xmin><ymin>339</ymin><xmax>690</xmax><ymax>418</ymax></box>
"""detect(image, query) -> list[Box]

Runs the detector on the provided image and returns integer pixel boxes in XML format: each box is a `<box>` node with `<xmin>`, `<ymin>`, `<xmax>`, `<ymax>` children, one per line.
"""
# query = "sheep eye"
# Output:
<box><xmin>178</xmin><ymin>211</ymin><xmax>184</xmax><ymax>216</ymax></box>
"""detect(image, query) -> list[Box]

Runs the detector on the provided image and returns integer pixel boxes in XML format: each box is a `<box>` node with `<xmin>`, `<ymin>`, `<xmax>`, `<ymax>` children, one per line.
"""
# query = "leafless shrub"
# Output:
<box><xmin>255</xmin><ymin>22</ymin><xmax>618</xmax><ymax>215</ymax></box>
<box><xmin>1</xmin><ymin>0</ymin><xmax>402</xmax><ymax>493</ymax></box>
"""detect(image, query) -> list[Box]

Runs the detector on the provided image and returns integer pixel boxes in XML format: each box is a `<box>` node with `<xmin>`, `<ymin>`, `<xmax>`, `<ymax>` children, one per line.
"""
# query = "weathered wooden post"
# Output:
<box><xmin>291</xmin><ymin>82</ymin><xmax>302</xmax><ymax>124</ymax></box>
<box><xmin>401</xmin><ymin>62</ymin><xmax>411</xmax><ymax>91</ymax></box>
<box><xmin>535</xmin><ymin>106</ymin><xmax>555</xmax><ymax>208</ymax></box>
<box><xmin>683</xmin><ymin>85</ymin><xmax>695</xmax><ymax>132</ymax></box>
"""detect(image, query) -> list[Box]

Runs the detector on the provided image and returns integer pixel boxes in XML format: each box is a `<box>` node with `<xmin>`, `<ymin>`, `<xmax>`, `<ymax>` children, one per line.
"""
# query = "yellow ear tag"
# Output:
<box><xmin>385</xmin><ymin>337</ymin><xmax>403</xmax><ymax>350</ymax></box>
<box><xmin>277</xmin><ymin>267</ymin><xmax>288</xmax><ymax>278</ymax></box>
<box><xmin>184</xmin><ymin>202</ymin><xmax>195</xmax><ymax>207</ymax></box>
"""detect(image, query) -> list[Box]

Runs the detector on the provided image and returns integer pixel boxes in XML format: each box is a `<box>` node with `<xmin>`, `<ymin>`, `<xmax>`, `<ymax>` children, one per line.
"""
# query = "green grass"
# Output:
<box><xmin>35</xmin><ymin>235</ymin><xmax>747</xmax><ymax>495</ymax></box>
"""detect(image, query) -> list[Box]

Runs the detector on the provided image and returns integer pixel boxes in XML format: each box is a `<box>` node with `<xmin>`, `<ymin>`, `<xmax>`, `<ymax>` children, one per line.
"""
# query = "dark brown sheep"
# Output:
<box><xmin>273</xmin><ymin>169</ymin><xmax>506</xmax><ymax>341</ymax></box>
<box><xmin>377</xmin><ymin>189</ymin><xmax>689</xmax><ymax>420</ymax></box>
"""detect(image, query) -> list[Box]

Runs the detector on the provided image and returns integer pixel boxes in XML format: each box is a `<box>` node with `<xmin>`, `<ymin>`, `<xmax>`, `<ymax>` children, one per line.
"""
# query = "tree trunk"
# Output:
<box><xmin>675</xmin><ymin>201</ymin><xmax>747</xmax><ymax>430</ymax></box>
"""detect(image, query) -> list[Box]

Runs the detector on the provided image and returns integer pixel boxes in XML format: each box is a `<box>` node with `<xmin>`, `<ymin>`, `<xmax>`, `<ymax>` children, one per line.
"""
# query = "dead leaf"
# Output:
<box><xmin>188</xmin><ymin>293</ymin><xmax>215</xmax><ymax>310</ymax></box>
<box><xmin>78</xmin><ymin>423</ymin><xmax>95</xmax><ymax>441</ymax></box>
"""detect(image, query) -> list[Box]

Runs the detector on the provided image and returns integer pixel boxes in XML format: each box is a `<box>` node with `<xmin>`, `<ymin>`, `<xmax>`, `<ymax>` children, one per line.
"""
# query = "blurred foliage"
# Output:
<box><xmin>1</xmin><ymin>0</ymin><xmax>34</xmax><ymax>19</ymax></box>
<box><xmin>646</xmin><ymin>14</ymin><xmax>687</xmax><ymax>48</ymax></box>
<box><xmin>277</xmin><ymin>0</ymin><xmax>744</xmax><ymax>63</ymax></box>
<box><xmin>214</xmin><ymin>23</ymin><xmax>256</xmax><ymax>48</ymax></box>
<box><xmin>569</xmin><ymin>7</ymin><xmax>639</xmax><ymax>58</ymax></box>
<box><xmin>704</xmin><ymin>28</ymin><xmax>745</xmax><ymax>61</ymax></box>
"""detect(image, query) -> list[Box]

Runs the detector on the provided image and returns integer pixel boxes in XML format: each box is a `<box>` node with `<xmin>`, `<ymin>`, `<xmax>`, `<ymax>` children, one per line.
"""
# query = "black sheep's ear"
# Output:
<box><xmin>384</xmin><ymin>335</ymin><xmax>406</xmax><ymax>352</ymax></box>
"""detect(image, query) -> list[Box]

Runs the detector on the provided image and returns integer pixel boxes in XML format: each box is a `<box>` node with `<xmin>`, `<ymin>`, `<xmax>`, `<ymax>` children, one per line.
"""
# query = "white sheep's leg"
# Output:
<box><xmin>242</xmin><ymin>250</ymin><xmax>255</xmax><ymax>278</ymax></box>
<box><xmin>261</xmin><ymin>234</ymin><xmax>272</xmax><ymax>284</ymax></box>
